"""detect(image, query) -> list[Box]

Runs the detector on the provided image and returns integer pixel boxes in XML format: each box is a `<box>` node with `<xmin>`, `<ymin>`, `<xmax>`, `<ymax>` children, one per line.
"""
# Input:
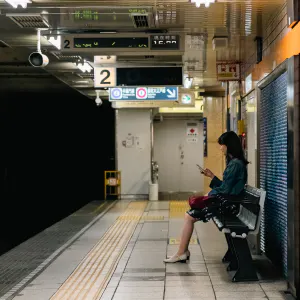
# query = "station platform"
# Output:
<box><xmin>0</xmin><ymin>200</ymin><xmax>288</xmax><ymax>300</ymax></box>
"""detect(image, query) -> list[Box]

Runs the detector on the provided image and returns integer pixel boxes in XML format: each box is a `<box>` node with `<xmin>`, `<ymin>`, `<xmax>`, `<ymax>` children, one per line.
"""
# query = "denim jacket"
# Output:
<box><xmin>208</xmin><ymin>158</ymin><xmax>247</xmax><ymax>196</ymax></box>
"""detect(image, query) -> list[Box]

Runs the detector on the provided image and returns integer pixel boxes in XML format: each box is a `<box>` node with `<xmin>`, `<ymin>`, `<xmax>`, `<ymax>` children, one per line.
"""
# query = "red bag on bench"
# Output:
<box><xmin>188</xmin><ymin>195</ymin><xmax>211</xmax><ymax>210</ymax></box>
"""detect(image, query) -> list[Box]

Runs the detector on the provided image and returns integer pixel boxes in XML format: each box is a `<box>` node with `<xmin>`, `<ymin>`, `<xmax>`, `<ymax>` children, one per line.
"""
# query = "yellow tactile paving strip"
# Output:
<box><xmin>169</xmin><ymin>200</ymin><xmax>190</xmax><ymax>218</ymax></box>
<box><xmin>50</xmin><ymin>201</ymin><xmax>147</xmax><ymax>300</ymax></box>
<box><xmin>118</xmin><ymin>215</ymin><xmax>164</xmax><ymax>221</ymax></box>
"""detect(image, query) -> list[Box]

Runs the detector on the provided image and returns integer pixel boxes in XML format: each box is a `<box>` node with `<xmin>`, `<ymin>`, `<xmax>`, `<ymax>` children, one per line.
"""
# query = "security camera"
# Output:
<box><xmin>28</xmin><ymin>52</ymin><xmax>49</xmax><ymax>67</ymax></box>
<box><xmin>95</xmin><ymin>90</ymin><xmax>103</xmax><ymax>106</ymax></box>
<box><xmin>95</xmin><ymin>96</ymin><xmax>103</xmax><ymax>106</ymax></box>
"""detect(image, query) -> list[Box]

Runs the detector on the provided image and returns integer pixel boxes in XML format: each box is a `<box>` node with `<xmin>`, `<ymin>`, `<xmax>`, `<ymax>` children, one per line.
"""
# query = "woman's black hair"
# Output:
<box><xmin>218</xmin><ymin>131</ymin><xmax>249</xmax><ymax>165</ymax></box>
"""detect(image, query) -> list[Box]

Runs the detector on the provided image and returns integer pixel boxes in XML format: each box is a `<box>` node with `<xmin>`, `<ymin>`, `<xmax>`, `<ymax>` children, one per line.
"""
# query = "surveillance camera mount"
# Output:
<box><xmin>36</xmin><ymin>29</ymin><xmax>43</xmax><ymax>53</ymax></box>
<box><xmin>28</xmin><ymin>29</ymin><xmax>49</xmax><ymax>67</ymax></box>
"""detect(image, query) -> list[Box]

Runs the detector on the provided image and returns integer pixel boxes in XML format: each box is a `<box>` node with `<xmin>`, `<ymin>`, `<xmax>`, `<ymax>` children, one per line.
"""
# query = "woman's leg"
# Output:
<box><xmin>177</xmin><ymin>213</ymin><xmax>197</xmax><ymax>255</ymax></box>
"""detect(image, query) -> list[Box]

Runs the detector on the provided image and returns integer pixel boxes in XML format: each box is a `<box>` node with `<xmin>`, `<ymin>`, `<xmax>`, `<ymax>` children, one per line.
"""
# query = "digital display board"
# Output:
<box><xmin>73</xmin><ymin>37</ymin><xmax>148</xmax><ymax>49</ymax></box>
<box><xmin>116</xmin><ymin>67</ymin><xmax>183</xmax><ymax>86</ymax></box>
<box><xmin>150</xmin><ymin>35</ymin><xmax>180</xmax><ymax>50</ymax></box>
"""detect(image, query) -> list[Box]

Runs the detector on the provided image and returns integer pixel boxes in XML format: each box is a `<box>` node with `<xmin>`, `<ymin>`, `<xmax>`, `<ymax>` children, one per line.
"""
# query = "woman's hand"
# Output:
<box><xmin>203</xmin><ymin>168</ymin><xmax>215</xmax><ymax>179</ymax></box>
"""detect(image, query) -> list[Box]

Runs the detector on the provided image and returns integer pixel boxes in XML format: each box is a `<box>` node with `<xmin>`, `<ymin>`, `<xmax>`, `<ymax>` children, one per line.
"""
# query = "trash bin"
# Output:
<box><xmin>149</xmin><ymin>182</ymin><xmax>159</xmax><ymax>201</ymax></box>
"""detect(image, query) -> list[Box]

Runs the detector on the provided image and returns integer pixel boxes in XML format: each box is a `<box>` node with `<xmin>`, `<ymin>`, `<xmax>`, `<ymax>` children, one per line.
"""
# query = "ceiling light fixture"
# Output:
<box><xmin>75</xmin><ymin>60</ymin><xmax>93</xmax><ymax>73</ymax></box>
<box><xmin>5</xmin><ymin>0</ymin><xmax>32</xmax><ymax>8</ymax></box>
<box><xmin>191</xmin><ymin>0</ymin><xmax>215</xmax><ymax>8</ymax></box>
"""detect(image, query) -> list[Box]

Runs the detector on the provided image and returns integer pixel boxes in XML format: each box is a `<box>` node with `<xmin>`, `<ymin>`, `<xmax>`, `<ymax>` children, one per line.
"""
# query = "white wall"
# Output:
<box><xmin>116</xmin><ymin>109</ymin><xmax>151</xmax><ymax>197</ymax></box>
<box><xmin>154</xmin><ymin>119</ymin><xmax>204</xmax><ymax>194</ymax></box>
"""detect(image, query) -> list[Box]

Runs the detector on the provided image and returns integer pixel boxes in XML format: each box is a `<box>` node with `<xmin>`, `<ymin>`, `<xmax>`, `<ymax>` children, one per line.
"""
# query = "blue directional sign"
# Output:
<box><xmin>109</xmin><ymin>87</ymin><xmax>178</xmax><ymax>101</ymax></box>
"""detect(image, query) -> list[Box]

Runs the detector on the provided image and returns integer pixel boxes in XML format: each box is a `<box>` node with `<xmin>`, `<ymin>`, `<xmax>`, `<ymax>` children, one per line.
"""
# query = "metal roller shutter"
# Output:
<box><xmin>260</xmin><ymin>72</ymin><xmax>288</xmax><ymax>277</ymax></box>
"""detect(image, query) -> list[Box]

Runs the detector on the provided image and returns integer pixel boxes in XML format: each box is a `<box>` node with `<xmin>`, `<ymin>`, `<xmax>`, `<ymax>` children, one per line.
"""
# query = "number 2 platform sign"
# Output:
<box><xmin>94</xmin><ymin>67</ymin><xmax>116</xmax><ymax>88</ymax></box>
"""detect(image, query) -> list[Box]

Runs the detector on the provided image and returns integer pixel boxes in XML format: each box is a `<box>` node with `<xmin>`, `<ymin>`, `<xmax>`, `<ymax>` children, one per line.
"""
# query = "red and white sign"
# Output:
<box><xmin>216</xmin><ymin>62</ymin><xmax>241</xmax><ymax>81</ymax></box>
<box><xmin>187</xmin><ymin>127</ymin><xmax>198</xmax><ymax>136</ymax></box>
<box><xmin>136</xmin><ymin>87</ymin><xmax>147</xmax><ymax>99</ymax></box>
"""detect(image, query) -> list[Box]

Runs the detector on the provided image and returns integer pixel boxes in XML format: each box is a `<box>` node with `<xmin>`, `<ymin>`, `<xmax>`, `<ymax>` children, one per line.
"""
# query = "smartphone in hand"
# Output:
<box><xmin>196</xmin><ymin>164</ymin><xmax>205</xmax><ymax>174</ymax></box>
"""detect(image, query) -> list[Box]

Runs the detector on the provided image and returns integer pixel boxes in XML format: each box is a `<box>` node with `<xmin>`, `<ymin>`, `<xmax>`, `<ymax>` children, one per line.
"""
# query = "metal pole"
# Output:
<box><xmin>37</xmin><ymin>29</ymin><xmax>41</xmax><ymax>52</ymax></box>
<box><xmin>226</xmin><ymin>81</ymin><xmax>230</xmax><ymax>131</ymax></box>
<box><xmin>150</xmin><ymin>109</ymin><xmax>154</xmax><ymax>183</ymax></box>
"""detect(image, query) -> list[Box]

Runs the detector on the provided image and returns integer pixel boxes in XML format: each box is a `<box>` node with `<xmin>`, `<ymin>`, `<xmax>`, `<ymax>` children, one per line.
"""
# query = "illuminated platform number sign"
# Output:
<box><xmin>150</xmin><ymin>35</ymin><xmax>180</xmax><ymax>50</ymax></box>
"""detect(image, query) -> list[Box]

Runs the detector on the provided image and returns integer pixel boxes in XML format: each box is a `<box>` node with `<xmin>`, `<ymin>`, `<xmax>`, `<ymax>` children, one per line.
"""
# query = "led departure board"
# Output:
<box><xmin>150</xmin><ymin>35</ymin><xmax>180</xmax><ymax>50</ymax></box>
<box><xmin>116</xmin><ymin>67</ymin><xmax>183</xmax><ymax>86</ymax></box>
<box><xmin>72</xmin><ymin>37</ymin><xmax>148</xmax><ymax>49</ymax></box>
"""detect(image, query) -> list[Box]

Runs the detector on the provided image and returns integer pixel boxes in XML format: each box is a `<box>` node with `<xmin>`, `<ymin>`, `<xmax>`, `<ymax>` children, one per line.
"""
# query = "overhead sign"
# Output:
<box><xmin>181</xmin><ymin>93</ymin><xmax>192</xmax><ymax>104</ymax></box>
<box><xmin>111</xmin><ymin>90</ymin><xmax>194</xmax><ymax>108</ymax></box>
<box><xmin>150</xmin><ymin>35</ymin><xmax>180</xmax><ymax>50</ymax></box>
<box><xmin>94</xmin><ymin>67</ymin><xmax>116</xmax><ymax>88</ymax></box>
<box><xmin>60</xmin><ymin>34</ymin><xmax>185</xmax><ymax>55</ymax></box>
<box><xmin>73</xmin><ymin>37</ymin><xmax>148</xmax><ymax>49</ymax></box>
<box><xmin>109</xmin><ymin>87</ymin><xmax>178</xmax><ymax>101</ymax></box>
<box><xmin>216</xmin><ymin>62</ymin><xmax>241</xmax><ymax>81</ymax></box>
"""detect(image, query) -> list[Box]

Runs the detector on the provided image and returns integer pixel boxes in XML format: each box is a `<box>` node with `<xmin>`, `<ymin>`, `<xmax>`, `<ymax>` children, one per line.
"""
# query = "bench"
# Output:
<box><xmin>212</xmin><ymin>185</ymin><xmax>266</xmax><ymax>282</ymax></box>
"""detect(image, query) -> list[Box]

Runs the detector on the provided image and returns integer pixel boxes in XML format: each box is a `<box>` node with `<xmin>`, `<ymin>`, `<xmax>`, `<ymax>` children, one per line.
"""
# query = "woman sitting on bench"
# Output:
<box><xmin>164</xmin><ymin>131</ymin><xmax>249</xmax><ymax>263</ymax></box>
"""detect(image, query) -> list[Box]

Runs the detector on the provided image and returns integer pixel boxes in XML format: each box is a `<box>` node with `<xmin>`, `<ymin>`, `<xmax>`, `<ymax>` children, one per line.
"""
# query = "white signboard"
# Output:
<box><xmin>94</xmin><ymin>67</ymin><xmax>116</xmax><ymax>88</ymax></box>
<box><xmin>186</xmin><ymin>127</ymin><xmax>199</xmax><ymax>137</ymax></box>
<box><xmin>245</xmin><ymin>73</ymin><xmax>252</xmax><ymax>93</ymax></box>
<box><xmin>187</xmin><ymin>138</ymin><xmax>198</xmax><ymax>144</ymax></box>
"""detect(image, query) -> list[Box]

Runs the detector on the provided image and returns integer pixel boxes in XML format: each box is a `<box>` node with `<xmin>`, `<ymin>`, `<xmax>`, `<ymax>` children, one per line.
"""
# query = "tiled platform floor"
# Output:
<box><xmin>0</xmin><ymin>201</ymin><xmax>116</xmax><ymax>300</ymax></box>
<box><xmin>0</xmin><ymin>200</ymin><xmax>291</xmax><ymax>300</ymax></box>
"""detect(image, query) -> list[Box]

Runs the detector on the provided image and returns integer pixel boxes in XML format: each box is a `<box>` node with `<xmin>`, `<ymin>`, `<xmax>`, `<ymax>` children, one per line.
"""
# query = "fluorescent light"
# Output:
<box><xmin>74</xmin><ymin>61</ymin><xmax>93</xmax><ymax>73</ymax></box>
<box><xmin>5</xmin><ymin>0</ymin><xmax>31</xmax><ymax>8</ymax></box>
<box><xmin>159</xmin><ymin>100</ymin><xmax>203</xmax><ymax>113</ymax></box>
<box><xmin>191</xmin><ymin>0</ymin><xmax>215</xmax><ymax>8</ymax></box>
<box><xmin>72</xmin><ymin>80</ymin><xmax>89</xmax><ymax>84</ymax></box>
<box><xmin>44</xmin><ymin>35</ymin><xmax>61</xmax><ymax>50</ymax></box>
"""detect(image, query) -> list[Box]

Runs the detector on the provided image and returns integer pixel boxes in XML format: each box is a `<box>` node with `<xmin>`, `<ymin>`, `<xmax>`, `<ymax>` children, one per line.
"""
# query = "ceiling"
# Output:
<box><xmin>0</xmin><ymin>0</ymin><xmax>286</xmax><ymax>100</ymax></box>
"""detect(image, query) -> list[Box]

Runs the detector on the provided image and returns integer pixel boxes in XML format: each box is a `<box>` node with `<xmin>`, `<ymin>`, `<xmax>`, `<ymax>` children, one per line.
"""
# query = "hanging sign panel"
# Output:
<box><xmin>60</xmin><ymin>34</ymin><xmax>184</xmax><ymax>54</ymax></box>
<box><xmin>109</xmin><ymin>87</ymin><xmax>178</xmax><ymax>101</ymax></box>
<box><xmin>94</xmin><ymin>67</ymin><xmax>116</xmax><ymax>88</ymax></box>
<box><xmin>216</xmin><ymin>62</ymin><xmax>241</xmax><ymax>81</ymax></box>
<box><xmin>62</xmin><ymin>36</ymin><xmax>148</xmax><ymax>50</ymax></box>
<box><xmin>94</xmin><ymin>67</ymin><xmax>183</xmax><ymax>88</ymax></box>
<box><xmin>150</xmin><ymin>35</ymin><xmax>180</xmax><ymax>50</ymax></box>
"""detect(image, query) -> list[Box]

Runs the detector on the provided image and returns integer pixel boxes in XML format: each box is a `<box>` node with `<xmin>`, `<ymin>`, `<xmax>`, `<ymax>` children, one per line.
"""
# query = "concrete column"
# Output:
<box><xmin>203</xmin><ymin>97</ymin><xmax>226</xmax><ymax>194</ymax></box>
